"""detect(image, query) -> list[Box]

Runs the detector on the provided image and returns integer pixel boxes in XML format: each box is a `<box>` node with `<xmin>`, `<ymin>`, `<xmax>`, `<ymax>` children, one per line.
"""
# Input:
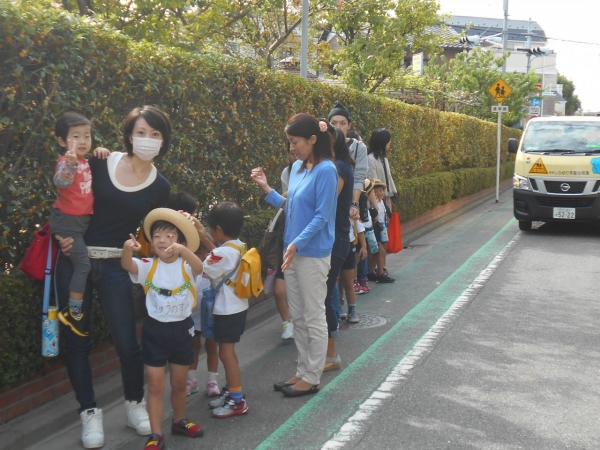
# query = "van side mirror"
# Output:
<box><xmin>508</xmin><ymin>138</ymin><xmax>518</xmax><ymax>154</ymax></box>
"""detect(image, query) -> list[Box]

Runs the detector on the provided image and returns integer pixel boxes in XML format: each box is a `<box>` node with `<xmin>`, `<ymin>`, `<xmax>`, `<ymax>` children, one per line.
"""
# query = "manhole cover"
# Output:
<box><xmin>343</xmin><ymin>314</ymin><xmax>387</xmax><ymax>329</ymax></box>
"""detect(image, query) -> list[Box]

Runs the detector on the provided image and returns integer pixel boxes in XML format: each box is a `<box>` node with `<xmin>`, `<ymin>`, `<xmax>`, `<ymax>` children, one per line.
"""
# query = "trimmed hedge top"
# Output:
<box><xmin>0</xmin><ymin>2</ymin><xmax>519</xmax><ymax>266</ymax></box>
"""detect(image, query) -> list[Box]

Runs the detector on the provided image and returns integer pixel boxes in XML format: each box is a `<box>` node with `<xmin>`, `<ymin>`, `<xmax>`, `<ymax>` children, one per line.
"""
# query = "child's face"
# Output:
<box><xmin>58</xmin><ymin>125</ymin><xmax>92</xmax><ymax>159</ymax></box>
<box><xmin>151</xmin><ymin>226</ymin><xmax>180</xmax><ymax>262</ymax></box>
<box><xmin>374</xmin><ymin>186</ymin><xmax>385</xmax><ymax>201</ymax></box>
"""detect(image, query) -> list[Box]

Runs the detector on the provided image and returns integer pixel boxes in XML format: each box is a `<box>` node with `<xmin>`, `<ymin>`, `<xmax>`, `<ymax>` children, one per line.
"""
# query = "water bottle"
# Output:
<box><xmin>263</xmin><ymin>268</ymin><xmax>277</xmax><ymax>295</ymax></box>
<box><xmin>42</xmin><ymin>306</ymin><xmax>59</xmax><ymax>357</ymax></box>
<box><xmin>364</xmin><ymin>228</ymin><xmax>379</xmax><ymax>254</ymax></box>
<box><xmin>380</xmin><ymin>224</ymin><xmax>389</xmax><ymax>244</ymax></box>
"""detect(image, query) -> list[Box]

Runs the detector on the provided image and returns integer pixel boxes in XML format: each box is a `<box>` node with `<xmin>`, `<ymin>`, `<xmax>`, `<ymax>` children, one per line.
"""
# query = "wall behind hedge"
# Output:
<box><xmin>0</xmin><ymin>2</ymin><xmax>519</xmax><ymax>267</ymax></box>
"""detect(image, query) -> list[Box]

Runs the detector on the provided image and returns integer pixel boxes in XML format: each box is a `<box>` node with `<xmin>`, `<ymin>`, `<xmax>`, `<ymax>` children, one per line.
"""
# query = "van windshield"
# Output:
<box><xmin>522</xmin><ymin>122</ymin><xmax>600</xmax><ymax>152</ymax></box>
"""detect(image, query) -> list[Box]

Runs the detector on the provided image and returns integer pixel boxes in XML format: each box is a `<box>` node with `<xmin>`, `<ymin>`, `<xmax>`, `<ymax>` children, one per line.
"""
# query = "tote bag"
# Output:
<box><xmin>258</xmin><ymin>208</ymin><xmax>285</xmax><ymax>270</ymax></box>
<box><xmin>386</xmin><ymin>212</ymin><xmax>403</xmax><ymax>254</ymax></box>
<box><xmin>19</xmin><ymin>223</ymin><xmax>58</xmax><ymax>281</ymax></box>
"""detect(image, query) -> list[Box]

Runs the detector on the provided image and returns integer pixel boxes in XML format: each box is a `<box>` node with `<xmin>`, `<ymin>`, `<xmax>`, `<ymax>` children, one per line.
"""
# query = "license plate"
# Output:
<box><xmin>553</xmin><ymin>207</ymin><xmax>576</xmax><ymax>219</ymax></box>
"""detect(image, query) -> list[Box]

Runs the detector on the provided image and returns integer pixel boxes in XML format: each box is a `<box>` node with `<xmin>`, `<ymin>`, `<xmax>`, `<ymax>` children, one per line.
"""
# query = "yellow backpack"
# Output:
<box><xmin>223</xmin><ymin>243</ymin><xmax>264</xmax><ymax>299</ymax></box>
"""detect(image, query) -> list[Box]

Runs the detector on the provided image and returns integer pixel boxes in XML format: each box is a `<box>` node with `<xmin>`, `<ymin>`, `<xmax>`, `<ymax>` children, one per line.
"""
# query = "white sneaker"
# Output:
<box><xmin>281</xmin><ymin>320</ymin><xmax>294</xmax><ymax>340</ymax></box>
<box><xmin>125</xmin><ymin>400</ymin><xmax>151</xmax><ymax>435</ymax></box>
<box><xmin>80</xmin><ymin>408</ymin><xmax>104</xmax><ymax>449</ymax></box>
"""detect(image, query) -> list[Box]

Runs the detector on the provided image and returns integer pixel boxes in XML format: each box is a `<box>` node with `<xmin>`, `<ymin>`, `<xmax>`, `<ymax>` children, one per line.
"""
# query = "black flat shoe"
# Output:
<box><xmin>281</xmin><ymin>384</ymin><xmax>319</xmax><ymax>397</ymax></box>
<box><xmin>273</xmin><ymin>381</ymin><xmax>295</xmax><ymax>392</ymax></box>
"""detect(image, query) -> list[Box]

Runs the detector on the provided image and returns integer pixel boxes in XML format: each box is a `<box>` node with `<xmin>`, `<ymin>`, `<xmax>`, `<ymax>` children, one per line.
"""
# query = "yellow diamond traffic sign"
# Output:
<box><xmin>488</xmin><ymin>77</ymin><xmax>513</xmax><ymax>103</ymax></box>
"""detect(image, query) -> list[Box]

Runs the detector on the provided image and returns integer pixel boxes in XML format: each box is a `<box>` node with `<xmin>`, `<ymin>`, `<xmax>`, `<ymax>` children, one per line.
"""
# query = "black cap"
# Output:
<box><xmin>327</xmin><ymin>101</ymin><xmax>352</xmax><ymax>122</ymax></box>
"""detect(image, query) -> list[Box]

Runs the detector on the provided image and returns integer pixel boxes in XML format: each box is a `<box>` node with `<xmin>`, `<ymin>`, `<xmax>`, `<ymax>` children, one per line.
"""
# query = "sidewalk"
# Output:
<box><xmin>0</xmin><ymin>181</ymin><xmax>512</xmax><ymax>450</ymax></box>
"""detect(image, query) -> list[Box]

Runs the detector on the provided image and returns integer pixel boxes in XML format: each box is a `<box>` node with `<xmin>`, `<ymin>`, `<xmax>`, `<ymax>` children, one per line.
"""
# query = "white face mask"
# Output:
<box><xmin>132</xmin><ymin>137</ymin><xmax>162</xmax><ymax>161</ymax></box>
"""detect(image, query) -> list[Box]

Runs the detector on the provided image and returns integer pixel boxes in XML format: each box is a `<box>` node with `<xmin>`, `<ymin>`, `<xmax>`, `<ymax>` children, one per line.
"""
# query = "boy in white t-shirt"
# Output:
<box><xmin>197</xmin><ymin>202</ymin><xmax>249</xmax><ymax>418</ymax></box>
<box><xmin>121</xmin><ymin>208</ymin><xmax>205</xmax><ymax>450</ymax></box>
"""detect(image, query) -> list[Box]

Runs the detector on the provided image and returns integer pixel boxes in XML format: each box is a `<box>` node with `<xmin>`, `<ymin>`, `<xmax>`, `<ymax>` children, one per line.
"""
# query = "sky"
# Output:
<box><xmin>437</xmin><ymin>0</ymin><xmax>600</xmax><ymax>112</ymax></box>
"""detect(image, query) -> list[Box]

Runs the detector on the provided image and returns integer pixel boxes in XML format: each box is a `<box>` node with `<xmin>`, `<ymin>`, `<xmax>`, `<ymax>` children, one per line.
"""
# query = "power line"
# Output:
<box><xmin>447</xmin><ymin>23</ymin><xmax>600</xmax><ymax>46</ymax></box>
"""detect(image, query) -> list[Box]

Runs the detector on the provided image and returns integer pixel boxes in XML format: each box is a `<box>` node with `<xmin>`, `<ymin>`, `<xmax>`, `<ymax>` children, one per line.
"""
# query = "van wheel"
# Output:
<box><xmin>518</xmin><ymin>220</ymin><xmax>532</xmax><ymax>231</ymax></box>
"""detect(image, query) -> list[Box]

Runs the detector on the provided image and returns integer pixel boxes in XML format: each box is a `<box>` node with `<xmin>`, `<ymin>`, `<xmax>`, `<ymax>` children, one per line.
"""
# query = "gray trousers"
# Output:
<box><xmin>49</xmin><ymin>208</ymin><xmax>91</xmax><ymax>295</ymax></box>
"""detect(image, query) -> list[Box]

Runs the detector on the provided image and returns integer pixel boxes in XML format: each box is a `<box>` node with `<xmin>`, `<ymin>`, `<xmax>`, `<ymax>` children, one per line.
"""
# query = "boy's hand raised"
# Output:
<box><xmin>124</xmin><ymin>233</ymin><xmax>142</xmax><ymax>252</ymax></box>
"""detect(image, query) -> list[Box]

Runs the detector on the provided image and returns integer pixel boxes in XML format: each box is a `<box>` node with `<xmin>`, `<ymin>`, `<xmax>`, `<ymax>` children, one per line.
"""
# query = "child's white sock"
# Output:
<box><xmin>207</xmin><ymin>371</ymin><xmax>218</xmax><ymax>383</ymax></box>
<box><xmin>187</xmin><ymin>370</ymin><xmax>197</xmax><ymax>382</ymax></box>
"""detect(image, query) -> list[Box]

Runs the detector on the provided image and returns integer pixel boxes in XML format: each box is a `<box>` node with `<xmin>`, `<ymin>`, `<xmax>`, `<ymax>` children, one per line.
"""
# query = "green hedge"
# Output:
<box><xmin>0</xmin><ymin>2</ymin><xmax>519</xmax><ymax>267</ymax></box>
<box><xmin>0</xmin><ymin>273</ymin><xmax>111</xmax><ymax>390</ymax></box>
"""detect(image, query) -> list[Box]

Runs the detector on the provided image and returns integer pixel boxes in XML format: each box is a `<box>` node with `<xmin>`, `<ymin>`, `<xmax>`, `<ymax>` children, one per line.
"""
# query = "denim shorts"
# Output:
<box><xmin>142</xmin><ymin>316</ymin><xmax>195</xmax><ymax>367</ymax></box>
<box><xmin>214</xmin><ymin>310</ymin><xmax>248</xmax><ymax>343</ymax></box>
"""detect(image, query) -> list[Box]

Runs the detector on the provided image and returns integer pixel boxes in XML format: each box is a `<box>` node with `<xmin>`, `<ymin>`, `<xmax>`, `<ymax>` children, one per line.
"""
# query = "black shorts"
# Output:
<box><xmin>275</xmin><ymin>268</ymin><xmax>284</xmax><ymax>280</ymax></box>
<box><xmin>341</xmin><ymin>243</ymin><xmax>356</xmax><ymax>270</ymax></box>
<box><xmin>214</xmin><ymin>310</ymin><xmax>248</xmax><ymax>343</ymax></box>
<box><xmin>142</xmin><ymin>316</ymin><xmax>195</xmax><ymax>367</ymax></box>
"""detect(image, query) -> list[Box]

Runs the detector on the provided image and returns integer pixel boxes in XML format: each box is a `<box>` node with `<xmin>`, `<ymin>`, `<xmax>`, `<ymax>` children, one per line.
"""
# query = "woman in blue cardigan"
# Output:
<box><xmin>251</xmin><ymin>113</ymin><xmax>338</xmax><ymax>397</ymax></box>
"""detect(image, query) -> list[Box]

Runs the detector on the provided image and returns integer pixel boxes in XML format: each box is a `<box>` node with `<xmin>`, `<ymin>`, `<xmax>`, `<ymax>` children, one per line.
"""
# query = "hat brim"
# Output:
<box><xmin>143</xmin><ymin>208</ymin><xmax>200</xmax><ymax>254</ymax></box>
<box><xmin>364</xmin><ymin>179</ymin><xmax>375</xmax><ymax>194</ymax></box>
<box><xmin>371</xmin><ymin>178</ymin><xmax>387</xmax><ymax>190</ymax></box>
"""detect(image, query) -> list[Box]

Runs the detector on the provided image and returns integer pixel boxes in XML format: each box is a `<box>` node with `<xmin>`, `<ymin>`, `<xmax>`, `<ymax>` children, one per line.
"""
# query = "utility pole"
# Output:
<box><xmin>300</xmin><ymin>0</ymin><xmax>308</xmax><ymax>79</ymax></box>
<box><xmin>525</xmin><ymin>18</ymin><xmax>532</xmax><ymax>75</ymax></box>
<box><xmin>501</xmin><ymin>0</ymin><xmax>508</xmax><ymax>75</ymax></box>
<box><xmin>496</xmin><ymin>0</ymin><xmax>509</xmax><ymax>202</ymax></box>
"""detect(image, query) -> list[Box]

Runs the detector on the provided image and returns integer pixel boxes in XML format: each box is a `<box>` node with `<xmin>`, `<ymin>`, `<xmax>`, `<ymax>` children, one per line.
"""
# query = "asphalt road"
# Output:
<box><xmin>29</xmin><ymin>189</ymin><xmax>600</xmax><ymax>450</ymax></box>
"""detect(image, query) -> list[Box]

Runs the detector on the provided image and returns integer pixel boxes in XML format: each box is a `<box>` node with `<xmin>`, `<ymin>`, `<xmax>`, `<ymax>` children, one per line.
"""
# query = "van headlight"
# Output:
<box><xmin>513</xmin><ymin>174</ymin><xmax>532</xmax><ymax>190</ymax></box>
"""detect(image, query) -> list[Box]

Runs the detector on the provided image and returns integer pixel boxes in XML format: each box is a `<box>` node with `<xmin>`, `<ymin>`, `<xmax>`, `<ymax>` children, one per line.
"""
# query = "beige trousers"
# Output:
<box><xmin>285</xmin><ymin>254</ymin><xmax>330</xmax><ymax>385</ymax></box>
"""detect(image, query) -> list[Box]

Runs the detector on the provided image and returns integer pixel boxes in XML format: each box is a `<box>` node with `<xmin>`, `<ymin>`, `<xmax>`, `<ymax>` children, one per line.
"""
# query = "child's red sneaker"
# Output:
<box><xmin>144</xmin><ymin>433</ymin><xmax>165</xmax><ymax>449</ymax></box>
<box><xmin>171</xmin><ymin>418</ymin><xmax>204</xmax><ymax>438</ymax></box>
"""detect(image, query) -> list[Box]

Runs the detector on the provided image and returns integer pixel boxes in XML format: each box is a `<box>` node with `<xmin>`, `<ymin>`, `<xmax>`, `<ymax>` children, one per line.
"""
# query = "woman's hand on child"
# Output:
<box><xmin>251</xmin><ymin>167</ymin><xmax>271</xmax><ymax>193</ymax></box>
<box><xmin>93</xmin><ymin>147</ymin><xmax>111</xmax><ymax>159</ymax></box>
<box><xmin>55</xmin><ymin>234</ymin><xmax>73</xmax><ymax>256</ymax></box>
<box><xmin>124</xmin><ymin>233</ymin><xmax>142</xmax><ymax>252</ymax></box>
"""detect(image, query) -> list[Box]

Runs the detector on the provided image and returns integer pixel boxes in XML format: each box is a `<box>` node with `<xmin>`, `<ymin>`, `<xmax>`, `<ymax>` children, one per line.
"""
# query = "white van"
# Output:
<box><xmin>508</xmin><ymin>116</ymin><xmax>600</xmax><ymax>230</ymax></box>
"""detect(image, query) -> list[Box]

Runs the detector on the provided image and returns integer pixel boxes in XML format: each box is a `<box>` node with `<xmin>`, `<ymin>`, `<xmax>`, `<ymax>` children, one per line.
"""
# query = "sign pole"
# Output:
<box><xmin>496</xmin><ymin>105</ymin><xmax>502</xmax><ymax>202</ymax></box>
<box><xmin>488</xmin><ymin>77</ymin><xmax>513</xmax><ymax>204</ymax></box>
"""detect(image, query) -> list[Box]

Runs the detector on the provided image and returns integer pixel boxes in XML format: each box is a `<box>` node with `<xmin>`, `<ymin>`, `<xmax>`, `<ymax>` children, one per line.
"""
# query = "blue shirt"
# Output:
<box><xmin>265</xmin><ymin>159</ymin><xmax>338</xmax><ymax>258</ymax></box>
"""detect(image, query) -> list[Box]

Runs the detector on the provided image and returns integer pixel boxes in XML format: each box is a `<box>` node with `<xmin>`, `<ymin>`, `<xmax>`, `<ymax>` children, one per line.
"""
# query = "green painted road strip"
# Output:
<box><xmin>256</xmin><ymin>218</ymin><xmax>518</xmax><ymax>450</ymax></box>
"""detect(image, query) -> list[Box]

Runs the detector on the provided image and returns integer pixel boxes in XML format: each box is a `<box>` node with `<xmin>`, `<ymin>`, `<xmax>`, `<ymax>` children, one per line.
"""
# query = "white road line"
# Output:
<box><xmin>321</xmin><ymin>232</ymin><xmax>521</xmax><ymax>449</ymax></box>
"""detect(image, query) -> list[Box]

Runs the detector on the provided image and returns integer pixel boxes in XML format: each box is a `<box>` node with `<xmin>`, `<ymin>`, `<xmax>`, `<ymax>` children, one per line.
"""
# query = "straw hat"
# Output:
<box><xmin>143</xmin><ymin>208</ymin><xmax>200</xmax><ymax>253</ymax></box>
<box><xmin>371</xmin><ymin>178</ymin><xmax>387</xmax><ymax>190</ymax></box>
<box><xmin>363</xmin><ymin>178</ymin><xmax>375</xmax><ymax>194</ymax></box>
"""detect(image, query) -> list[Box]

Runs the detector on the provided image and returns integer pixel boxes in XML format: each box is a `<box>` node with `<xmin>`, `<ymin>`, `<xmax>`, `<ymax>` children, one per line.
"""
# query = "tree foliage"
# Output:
<box><xmin>405</xmin><ymin>48</ymin><xmax>540</xmax><ymax>126</ymax></box>
<box><xmin>557</xmin><ymin>73</ymin><xmax>581</xmax><ymax>116</ymax></box>
<box><xmin>315</xmin><ymin>0</ymin><xmax>445</xmax><ymax>93</ymax></box>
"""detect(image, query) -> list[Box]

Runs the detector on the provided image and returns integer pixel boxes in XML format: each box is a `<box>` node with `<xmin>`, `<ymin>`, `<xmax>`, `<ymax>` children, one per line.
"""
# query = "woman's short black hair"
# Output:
<box><xmin>368</xmin><ymin>128</ymin><xmax>392</xmax><ymax>160</ymax></box>
<box><xmin>55</xmin><ymin>112</ymin><xmax>92</xmax><ymax>141</ymax></box>
<box><xmin>206</xmin><ymin>202</ymin><xmax>244</xmax><ymax>238</ymax></box>
<box><xmin>285</xmin><ymin>113</ymin><xmax>333</xmax><ymax>171</ymax></box>
<box><xmin>122</xmin><ymin>105</ymin><xmax>172</xmax><ymax>159</ymax></box>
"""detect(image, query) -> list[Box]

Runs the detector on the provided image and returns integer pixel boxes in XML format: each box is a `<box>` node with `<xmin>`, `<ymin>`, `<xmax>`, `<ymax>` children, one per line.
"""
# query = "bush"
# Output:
<box><xmin>0</xmin><ymin>273</ymin><xmax>111</xmax><ymax>390</ymax></box>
